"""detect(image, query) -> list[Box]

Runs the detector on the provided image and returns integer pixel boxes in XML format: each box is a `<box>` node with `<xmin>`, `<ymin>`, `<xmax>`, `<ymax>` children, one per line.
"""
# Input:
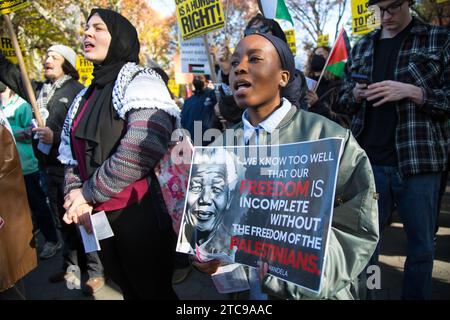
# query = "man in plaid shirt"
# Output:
<box><xmin>339</xmin><ymin>0</ymin><xmax>449</xmax><ymax>299</ymax></box>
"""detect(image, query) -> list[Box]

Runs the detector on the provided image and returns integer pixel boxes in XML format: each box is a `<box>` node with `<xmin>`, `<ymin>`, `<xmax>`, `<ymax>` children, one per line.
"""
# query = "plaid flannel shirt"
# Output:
<box><xmin>339</xmin><ymin>18</ymin><xmax>449</xmax><ymax>176</ymax></box>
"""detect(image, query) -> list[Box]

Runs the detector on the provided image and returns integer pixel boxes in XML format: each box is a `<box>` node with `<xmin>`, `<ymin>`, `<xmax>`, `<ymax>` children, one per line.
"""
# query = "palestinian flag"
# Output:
<box><xmin>325</xmin><ymin>28</ymin><xmax>351</xmax><ymax>78</ymax></box>
<box><xmin>258</xmin><ymin>0</ymin><xmax>294</xmax><ymax>25</ymax></box>
<box><xmin>188</xmin><ymin>64</ymin><xmax>205</xmax><ymax>74</ymax></box>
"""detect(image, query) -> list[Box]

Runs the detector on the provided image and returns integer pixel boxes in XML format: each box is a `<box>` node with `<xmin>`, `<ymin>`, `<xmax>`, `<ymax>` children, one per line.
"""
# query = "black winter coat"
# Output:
<box><xmin>0</xmin><ymin>53</ymin><xmax>84</xmax><ymax>176</ymax></box>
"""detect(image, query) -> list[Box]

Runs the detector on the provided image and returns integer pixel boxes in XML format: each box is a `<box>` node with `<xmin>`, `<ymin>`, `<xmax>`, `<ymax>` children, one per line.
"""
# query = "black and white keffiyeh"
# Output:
<box><xmin>37</xmin><ymin>74</ymin><xmax>72</xmax><ymax>111</ymax></box>
<box><xmin>58</xmin><ymin>62</ymin><xmax>180</xmax><ymax>166</ymax></box>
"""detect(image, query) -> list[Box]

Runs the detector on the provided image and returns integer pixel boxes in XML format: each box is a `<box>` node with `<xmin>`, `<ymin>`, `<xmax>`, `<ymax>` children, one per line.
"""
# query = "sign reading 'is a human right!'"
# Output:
<box><xmin>175</xmin><ymin>0</ymin><xmax>225</xmax><ymax>41</ymax></box>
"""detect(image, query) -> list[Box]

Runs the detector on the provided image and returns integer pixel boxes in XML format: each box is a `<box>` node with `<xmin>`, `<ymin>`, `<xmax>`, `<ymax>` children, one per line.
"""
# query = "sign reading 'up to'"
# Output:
<box><xmin>175</xmin><ymin>0</ymin><xmax>225</xmax><ymax>41</ymax></box>
<box><xmin>351</xmin><ymin>0</ymin><xmax>380</xmax><ymax>36</ymax></box>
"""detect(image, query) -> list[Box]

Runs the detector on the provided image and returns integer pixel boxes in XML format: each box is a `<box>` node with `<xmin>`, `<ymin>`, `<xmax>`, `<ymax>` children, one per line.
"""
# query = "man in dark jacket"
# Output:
<box><xmin>0</xmin><ymin>44</ymin><xmax>105</xmax><ymax>295</ymax></box>
<box><xmin>181</xmin><ymin>74</ymin><xmax>217</xmax><ymax>145</ymax></box>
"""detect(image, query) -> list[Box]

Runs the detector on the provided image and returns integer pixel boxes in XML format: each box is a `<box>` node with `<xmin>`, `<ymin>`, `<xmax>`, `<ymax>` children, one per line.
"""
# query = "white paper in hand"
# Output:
<box><xmin>79</xmin><ymin>223</ymin><xmax>100</xmax><ymax>253</ymax></box>
<box><xmin>211</xmin><ymin>264</ymin><xmax>250</xmax><ymax>294</ymax></box>
<box><xmin>91</xmin><ymin>211</ymin><xmax>114</xmax><ymax>241</ymax></box>
<box><xmin>79</xmin><ymin>211</ymin><xmax>114</xmax><ymax>253</ymax></box>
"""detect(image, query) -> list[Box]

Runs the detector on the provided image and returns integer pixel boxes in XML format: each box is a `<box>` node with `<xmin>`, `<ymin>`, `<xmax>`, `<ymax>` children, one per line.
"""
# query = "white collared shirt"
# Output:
<box><xmin>242</xmin><ymin>98</ymin><xmax>292</xmax><ymax>145</ymax></box>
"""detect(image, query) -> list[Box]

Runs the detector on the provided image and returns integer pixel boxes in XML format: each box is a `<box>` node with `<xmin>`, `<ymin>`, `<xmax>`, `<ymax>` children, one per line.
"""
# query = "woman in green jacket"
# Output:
<box><xmin>214</xmin><ymin>33</ymin><xmax>379</xmax><ymax>300</ymax></box>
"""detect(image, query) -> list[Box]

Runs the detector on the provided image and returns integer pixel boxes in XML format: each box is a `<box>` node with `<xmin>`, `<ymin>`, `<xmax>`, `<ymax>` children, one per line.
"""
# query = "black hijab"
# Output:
<box><xmin>74</xmin><ymin>9</ymin><xmax>140</xmax><ymax>178</ymax></box>
<box><xmin>90</xmin><ymin>8</ymin><xmax>140</xmax><ymax>87</ymax></box>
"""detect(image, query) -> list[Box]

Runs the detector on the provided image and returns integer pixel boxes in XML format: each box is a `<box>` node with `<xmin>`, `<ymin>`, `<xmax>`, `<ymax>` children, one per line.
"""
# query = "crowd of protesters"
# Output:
<box><xmin>0</xmin><ymin>0</ymin><xmax>448</xmax><ymax>301</ymax></box>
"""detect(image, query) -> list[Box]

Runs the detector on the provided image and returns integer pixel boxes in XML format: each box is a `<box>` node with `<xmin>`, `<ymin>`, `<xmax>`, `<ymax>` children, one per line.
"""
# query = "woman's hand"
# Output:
<box><xmin>305</xmin><ymin>90</ymin><xmax>319</xmax><ymax>107</ymax></box>
<box><xmin>63</xmin><ymin>203</ymin><xmax>93</xmax><ymax>233</ymax></box>
<box><xmin>256</xmin><ymin>260</ymin><xmax>269</xmax><ymax>281</ymax></box>
<box><xmin>217</xmin><ymin>45</ymin><xmax>231</xmax><ymax>75</ymax></box>
<box><xmin>191</xmin><ymin>257</ymin><xmax>221</xmax><ymax>275</ymax></box>
<box><xmin>63</xmin><ymin>188</ymin><xmax>89</xmax><ymax>218</ymax></box>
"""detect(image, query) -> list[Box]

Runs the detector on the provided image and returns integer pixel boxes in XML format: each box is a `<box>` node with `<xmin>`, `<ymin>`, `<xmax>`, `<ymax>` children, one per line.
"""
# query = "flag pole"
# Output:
<box><xmin>313</xmin><ymin>27</ymin><xmax>343</xmax><ymax>93</ymax></box>
<box><xmin>203</xmin><ymin>35</ymin><xmax>217</xmax><ymax>83</ymax></box>
<box><xmin>223</xmin><ymin>0</ymin><xmax>230</xmax><ymax>44</ymax></box>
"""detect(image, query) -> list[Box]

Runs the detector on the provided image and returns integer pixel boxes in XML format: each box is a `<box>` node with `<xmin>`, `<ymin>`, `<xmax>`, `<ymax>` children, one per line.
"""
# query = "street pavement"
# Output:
<box><xmin>22</xmin><ymin>184</ymin><xmax>450</xmax><ymax>300</ymax></box>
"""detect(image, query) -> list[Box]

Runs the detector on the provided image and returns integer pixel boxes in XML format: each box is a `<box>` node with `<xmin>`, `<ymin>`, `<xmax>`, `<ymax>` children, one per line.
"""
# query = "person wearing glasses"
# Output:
<box><xmin>339</xmin><ymin>0</ymin><xmax>449</xmax><ymax>299</ymax></box>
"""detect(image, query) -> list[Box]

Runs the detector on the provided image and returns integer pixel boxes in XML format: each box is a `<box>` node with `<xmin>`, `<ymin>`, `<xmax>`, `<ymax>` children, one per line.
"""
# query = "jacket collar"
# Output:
<box><xmin>233</xmin><ymin>99</ymin><xmax>298</xmax><ymax>145</ymax></box>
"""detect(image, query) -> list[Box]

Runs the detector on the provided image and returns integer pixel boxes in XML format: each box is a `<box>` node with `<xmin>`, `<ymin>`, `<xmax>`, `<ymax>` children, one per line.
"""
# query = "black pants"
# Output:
<box><xmin>24</xmin><ymin>171</ymin><xmax>58</xmax><ymax>243</ymax></box>
<box><xmin>45</xmin><ymin>171</ymin><xmax>64</xmax><ymax>230</ymax></box>
<box><xmin>99</xmin><ymin>192</ymin><xmax>178</xmax><ymax>300</ymax></box>
<box><xmin>45</xmin><ymin>172</ymin><xmax>104</xmax><ymax>278</ymax></box>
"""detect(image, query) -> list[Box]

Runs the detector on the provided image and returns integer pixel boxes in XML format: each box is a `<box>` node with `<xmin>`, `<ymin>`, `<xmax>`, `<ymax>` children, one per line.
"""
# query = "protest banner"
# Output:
<box><xmin>317</xmin><ymin>34</ymin><xmax>329</xmax><ymax>47</ymax></box>
<box><xmin>168</xmin><ymin>79</ymin><xmax>180</xmax><ymax>97</ymax></box>
<box><xmin>175</xmin><ymin>0</ymin><xmax>225</xmax><ymax>41</ymax></box>
<box><xmin>351</xmin><ymin>0</ymin><xmax>380</xmax><ymax>35</ymax></box>
<box><xmin>0</xmin><ymin>0</ymin><xmax>28</xmax><ymax>14</ymax></box>
<box><xmin>180</xmin><ymin>36</ymin><xmax>212</xmax><ymax>75</ymax></box>
<box><xmin>177</xmin><ymin>138</ymin><xmax>344</xmax><ymax>293</ymax></box>
<box><xmin>76</xmin><ymin>55</ymin><xmax>94</xmax><ymax>86</ymax></box>
<box><xmin>0</xmin><ymin>35</ymin><xmax>24</xmax><ymax>64</ymax></box>
<box><xmin>284</xmin><ymin>29</ymin><xmax>296</xmax><ymax>55</ymax></box>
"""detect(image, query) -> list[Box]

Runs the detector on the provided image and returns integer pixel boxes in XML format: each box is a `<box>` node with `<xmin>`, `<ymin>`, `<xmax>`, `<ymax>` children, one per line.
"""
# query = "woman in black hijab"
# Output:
<box><xmin>60</xmin><ymin>9</ymin><xmax>181</xmax><ymax>299</ymax></box>
<box><xmin>210</xmin><ymin>14</ymin><xmax>308</xmax><ymax>132</ymax></box>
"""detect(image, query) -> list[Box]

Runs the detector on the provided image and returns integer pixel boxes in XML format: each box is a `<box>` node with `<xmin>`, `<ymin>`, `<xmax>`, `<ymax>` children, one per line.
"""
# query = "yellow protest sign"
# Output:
<box><xmin>175</xmin><ymin>0</ymin><xmax>225</xmax><ymax>41</ymax></box>
<box><xmin>168</xmin><ymin>79</ymin><xmax>180</xmax><ymax>97</ymax></box>
<box><xmin>351</xmin><ymin>0</ymin><xmax>380</xmax><ymax>35</ymax></box>
<box><xmin>0</xmin><ymin>36</ymin><xmax>25</xmax><ymax>64</ymax></box>
<box><xmin>0</xmin><ymin>0</ymin><xmax>29</xmax><ymax>14</ymax></box>
<box><xmin>76</xmin><ymin>55</ymin><xmax>94</xmax><ymax>86</ymax></box>
<box><xmin>284</xmin><ymin>29</ymin><xmax>296</xmax><ymax>55</ymax></box>
<box><xmin>317</xmin><ymin>34</ymin><xmax>329</xmax><ymax>47</ymax></box>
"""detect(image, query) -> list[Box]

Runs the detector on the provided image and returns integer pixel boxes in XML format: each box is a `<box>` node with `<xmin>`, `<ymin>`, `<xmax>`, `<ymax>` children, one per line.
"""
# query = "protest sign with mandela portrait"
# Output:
<box><xmin>176</xmin><ymin>138</ymin><xmax>344</xmax><ymax>293</ymax></box>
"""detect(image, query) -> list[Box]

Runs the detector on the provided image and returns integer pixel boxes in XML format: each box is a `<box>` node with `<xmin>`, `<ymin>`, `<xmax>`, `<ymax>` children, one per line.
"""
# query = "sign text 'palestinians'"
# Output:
<box><xmin>175</xmin><ymin>0</ymin><xmax>225</xmax><ymax>41</ymax></box>
<box><xmin>351</xmin><ymin>0</ymin><xmax>380</xmax><ymax>35</ymax></box>
<box><xmin>0</xmin><ymin>0</ymin><xmax>29</xmax><ymax>14</ymax></box>
<box><xmin>177</xmin><ymin>138</ymin><xmax>344</xmax><ymax>293</ymax></box>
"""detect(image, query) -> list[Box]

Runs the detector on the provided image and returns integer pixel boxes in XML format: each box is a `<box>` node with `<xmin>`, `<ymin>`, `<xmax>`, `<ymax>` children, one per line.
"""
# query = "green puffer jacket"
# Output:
<box><xmin>1</xmin><ymin>95</ymin><xmax>38</xmax><ymax>176</ymax></box>
<box><xmin>211</xmin><ymin>99</ymin><xmax>379</xmax><ymax>300</ymax></box>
